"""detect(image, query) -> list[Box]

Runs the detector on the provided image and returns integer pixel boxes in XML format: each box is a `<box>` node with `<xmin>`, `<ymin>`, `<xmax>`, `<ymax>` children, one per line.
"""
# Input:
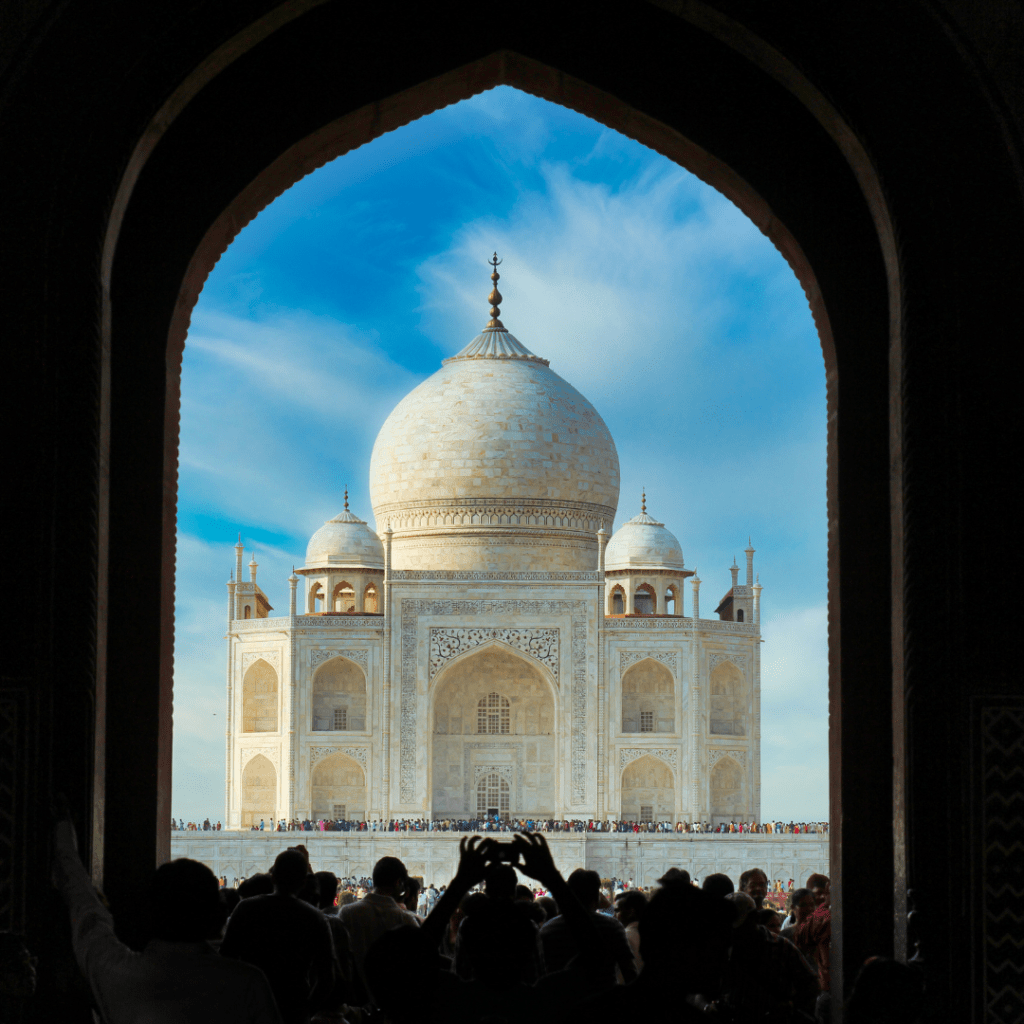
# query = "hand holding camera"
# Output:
<box><xmin>510</xmin><ymin>831</ymin><xmax>559</xmax><ymax>888</ymax></box>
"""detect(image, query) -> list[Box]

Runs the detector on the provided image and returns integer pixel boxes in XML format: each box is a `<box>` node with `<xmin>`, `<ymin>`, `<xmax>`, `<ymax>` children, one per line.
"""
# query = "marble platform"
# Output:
<box><xmin>170</xmin><ymin>831</ymin><xmax>829</xmax><ymax>889</ymax></box>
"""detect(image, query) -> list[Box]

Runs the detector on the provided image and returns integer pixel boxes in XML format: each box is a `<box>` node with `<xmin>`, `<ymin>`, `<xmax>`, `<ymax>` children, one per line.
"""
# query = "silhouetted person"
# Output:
<box><xmin>583</xmin><ymin>875</ymin><xmax>734</xmax><ymax>1022</ymax></box>
<box><xmin>456</xmin><ymin>893</ymin><xmax>545</xmax><ymax>989</ymax></box>
<box><xmin>339</xmin><ymin>855</ymin><xmax>419</xmax><ymax>1004</ymax></box>
<box><xmin>795</xmin><ymin>872</ymin><xmax>832</xmax><ymax>1019</ymax></box>
<box><xmin>309</xmin><ymin>870</ymin><xmax>353</xmax><ymax>1011</ymax></box>
<box><xmin>52</xmin><ymin>809</ymin><xmax>281</xmax><ymax>1024</ymax></box>
<box><xmin>613</xmin><ymin>890</ymin><xmax>647</xmax><ymax>979</ymax></box>
<box><xmin>539</xmin><ymin>868</ymin><xmax>637</xmax><ymax>985</ymax></box>
<box><xmin>717</xmin><ymin>892</ymin><xmax>818</xmax><ymax>1021</ymax></box>
<box><xmin>220</xmin><ymin>849</ymin><xmax>334</xmax><ymax>1024</ymax></box>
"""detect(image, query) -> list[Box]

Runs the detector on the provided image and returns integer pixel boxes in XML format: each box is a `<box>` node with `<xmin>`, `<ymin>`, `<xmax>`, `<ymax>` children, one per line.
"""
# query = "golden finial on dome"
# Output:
<box><xmin>486</xmin><ymin>253</ymin><xmax>505</xmax><ymax>330</ymax></box>
<box><xmin>344</xmin><ymin>486</ymin><xmax>349</xmax><ymax>512</ymax></box>
<box><xmin>641</xmin><ymin>488</ymin><xmax>647</xmax><ymax>514</ymax></box>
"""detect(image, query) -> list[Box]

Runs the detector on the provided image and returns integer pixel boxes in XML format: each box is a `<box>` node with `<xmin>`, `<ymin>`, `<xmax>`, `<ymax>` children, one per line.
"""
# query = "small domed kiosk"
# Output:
<box><xmin>296</xmin><ymin>489</ymin><xmax>385</xmax><ymax>613</ymax></box>
<box><xmin>604</xmin><ymin>491</ymin><xmax>693</xmax><ymax>615</ymax></box>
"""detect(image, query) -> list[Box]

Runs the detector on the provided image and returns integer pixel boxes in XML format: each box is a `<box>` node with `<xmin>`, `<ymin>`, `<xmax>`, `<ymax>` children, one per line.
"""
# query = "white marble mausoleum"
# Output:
<box><xmin>224</xmin><ymin>263</ymin><xmax>764</xmax><ymax>830</ymax></box>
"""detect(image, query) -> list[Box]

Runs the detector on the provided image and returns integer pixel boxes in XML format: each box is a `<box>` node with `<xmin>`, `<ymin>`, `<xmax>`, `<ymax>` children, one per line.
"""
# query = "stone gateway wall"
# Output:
<box><xmin>171</xmin><ymin>832</ymin><xmax>828</xmax><ymax>890</ymax></box>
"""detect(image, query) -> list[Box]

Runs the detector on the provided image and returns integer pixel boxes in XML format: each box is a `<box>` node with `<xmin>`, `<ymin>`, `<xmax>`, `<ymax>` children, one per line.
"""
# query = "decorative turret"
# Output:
<box><xmin>234</xmin><ymin>534</ymin><xmax>244</xmax><ymax>592</ymax></box>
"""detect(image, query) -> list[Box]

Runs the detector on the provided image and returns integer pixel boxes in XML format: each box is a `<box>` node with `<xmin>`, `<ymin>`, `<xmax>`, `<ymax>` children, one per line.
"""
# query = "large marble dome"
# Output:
<box><xmin>369</xmin><ymin>264</ymin><xmax>619</xmax><ymax>571</ymax></box>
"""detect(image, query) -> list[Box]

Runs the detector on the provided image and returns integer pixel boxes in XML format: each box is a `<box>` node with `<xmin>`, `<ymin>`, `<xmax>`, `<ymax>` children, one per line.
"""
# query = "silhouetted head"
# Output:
<box><xmin>514</xmin><ymin>884</ymin><xmax>535</xmax><ymax>902</ymax></box>
<box><xmin>725</xmin><ymin>891</ymin><xmax>757</xmax><ymax>931</ymax></box>
<box><xmin>372</xmin><ymin>856</ymin><xmax>408</xmax><ymax>893</ymax></box>
<box><xmin>806</xmin><ymin>873</ymin><xmax>830</xmax><ymax>908</ymax></box>
<box><xmin>754</xmin><ymin>907</ymin><xmax>781</xmax><ymax>935</ymax></box>
<box><xmin>297</xmin><ymin>873</ymin><xmax>320</xmax><ymax>907</ymax></box>
<box><xmin>536</xmin><ymin>895</ymin><xmax>558</xmax><ymax>920</ymax></box>
<box><xmin>614</xmin><ymin>889</ymin><xmax>648</xmax><ymax>927</ymax></box>
<box><xmin>566</xmin><ymin>868</ymin><xmax>601</xmax><ymax>911</ymax></box>
<box><xmin>483</xmin><ymin>863</ymin><xmax>517</xmax><ymax>901</ymax></box>
<box><xmin>400</xmin><ymin>876</ymin><xmax>420</xmax><ymax>910</ymax></box>
<box><xmin>656</xmin><ymin>867</ymin><xmax>691</xmax><ymax>887</ymax></box>
<box><xmin>236</xmin><ymin>873</ymin><xmax>273</xmax><ymax>899</ymax></box>
<box><xmin>149</xmin><ymin>858</ymin><xmax>227</xmax><ymax>941</ymax></box>
<box><xmin>270</xmin><ymin>849</ymin><xmax>309</xmax><ymax>896</ymax></box>
<box><xmin>788</xmin><ymin>887</ymin><xmax>816</xmax><ymax>923</ymax></box>
<box><xmin>702</xmin><ymin>873</ymin><xmax>735</xmax><ymax>900</ymax></box>
<box><xmin>314</xmin><ymin>871</ymin><xmax>338</xmax><ymax>911</ymax></box>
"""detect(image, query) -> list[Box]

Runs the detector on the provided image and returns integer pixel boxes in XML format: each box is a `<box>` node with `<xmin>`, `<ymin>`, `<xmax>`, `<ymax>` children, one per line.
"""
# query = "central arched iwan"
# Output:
<box><xmin>431</xmin><ymin>645</ymin><xmax>555</xmax><ymax>818</ymax></box>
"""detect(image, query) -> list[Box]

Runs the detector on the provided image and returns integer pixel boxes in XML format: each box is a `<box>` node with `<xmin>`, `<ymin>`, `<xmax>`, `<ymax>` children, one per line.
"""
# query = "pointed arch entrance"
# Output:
<box><xmin>240</xmin><ymin>754</ymin><xmax>276</xmax><ymax>828</ymax></box>
<box><xmin>77</xmin><ymin>1</ymin><xmax>939</xmax><ymax>998</ymax></box>
<box><xmin>431</xmin><ymin>644</ymin><xmax>555</xmax><ymax>818</ymax></box>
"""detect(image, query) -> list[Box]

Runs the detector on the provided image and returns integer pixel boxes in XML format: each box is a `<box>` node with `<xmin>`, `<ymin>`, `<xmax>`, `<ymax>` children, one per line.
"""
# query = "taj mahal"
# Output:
<box><xmin>223</xmin><ymin>259</ymin><xmax>764</xmax><ymax>832</ymax></box>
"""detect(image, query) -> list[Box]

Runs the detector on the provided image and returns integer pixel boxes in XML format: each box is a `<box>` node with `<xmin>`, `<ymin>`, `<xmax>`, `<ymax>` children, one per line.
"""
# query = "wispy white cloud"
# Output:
<box><xmin>180</xmin><ymin>309</ymin><xmax>419</xmax><ymax>535</ymax></box>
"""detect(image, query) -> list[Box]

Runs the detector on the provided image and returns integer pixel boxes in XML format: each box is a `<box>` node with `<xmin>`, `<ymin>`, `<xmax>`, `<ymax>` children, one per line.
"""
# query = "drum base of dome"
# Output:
<box><xmin>388</xmin><ymin>532</ymin><xmax>600</xmax><ymax>573</ymax></box>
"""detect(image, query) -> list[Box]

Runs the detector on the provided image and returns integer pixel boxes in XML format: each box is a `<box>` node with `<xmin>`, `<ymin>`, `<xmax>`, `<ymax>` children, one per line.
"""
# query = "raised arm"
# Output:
<box><xmin>420</xmin><ymin>835</ymin><xmax>492</xmax><ymax>947</ymax></box>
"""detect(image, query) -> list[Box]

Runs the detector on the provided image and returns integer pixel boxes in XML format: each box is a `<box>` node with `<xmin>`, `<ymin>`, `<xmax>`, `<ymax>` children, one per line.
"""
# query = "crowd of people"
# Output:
<box><xmin>44</xmin><ymin>806</ymin><xmax>922</xmax><ymax>1024</ymax></box>
<box><xmin>173</xmin><ymin>816</ymin><xmax>830</xmax><ymax>836</ymax></box>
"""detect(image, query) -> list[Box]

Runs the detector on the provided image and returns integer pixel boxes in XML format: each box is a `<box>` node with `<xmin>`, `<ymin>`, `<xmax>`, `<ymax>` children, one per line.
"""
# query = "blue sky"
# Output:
<box><xmin>173</xmin><ymin>86</ymin><xmax>828</xmax><ymax>824</ymax></box>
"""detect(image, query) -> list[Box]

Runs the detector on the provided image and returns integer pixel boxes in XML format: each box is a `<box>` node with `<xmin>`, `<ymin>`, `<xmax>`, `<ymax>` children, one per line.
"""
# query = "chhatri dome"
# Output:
<box><xmin>605</xmin><ymin>491</ymin><xmax>687</xmax><ymax>572</ymax></box>
<box><xmin>304</xmin><ymin>488</ymin><xmax>385</xmax><ymax>571</ymax></box>
<box><xmin>369</xmin><ymin>256</ymin><xmax>620</xmax><ymax>571</ymax></box>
